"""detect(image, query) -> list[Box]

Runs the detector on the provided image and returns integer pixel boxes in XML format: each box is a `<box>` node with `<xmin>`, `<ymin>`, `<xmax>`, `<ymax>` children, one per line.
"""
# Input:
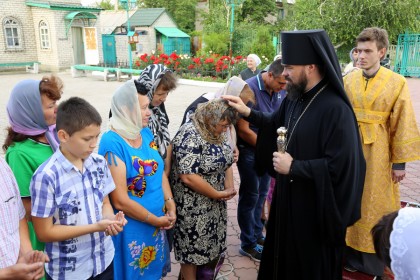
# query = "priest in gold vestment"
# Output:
<box><xmin>344</xmin><ymin>27</ymin><xmax>420</xmax><ymax>277</ymax></box>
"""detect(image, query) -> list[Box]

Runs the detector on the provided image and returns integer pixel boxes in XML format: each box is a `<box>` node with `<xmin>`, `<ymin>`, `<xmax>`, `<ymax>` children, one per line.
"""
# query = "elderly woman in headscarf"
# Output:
<box><xmin>136</xmin><ymin>64</ymin><xmax>177</xmax><ymax>163</ymax></box>
<box><xmin>239</xmin><ymin>53</ymin><xmax>262</xmax><ymax>81</ymax></box>
<box><xmin>343</xmin><ymin>47</ymin><xmax>359</xmax><ymax>75</ymax></box>
<box><xmin>180</xmin><ymin>76</ymin><xmax>255</xmax><ymax>163</ymax></box>
<box><xmin>171</xmin><ymin>99</ymin><xmax>239</xmax><ymax>279</ymax></box>
<box><xmin>3</xmin><ymin>75</ymin><xmax>63</xmax><ymax>260</ymax></box>
<box><xmin>98</xmin><ymin>80</ymin><xmax>176</xmax><ymax>279</ymax></box>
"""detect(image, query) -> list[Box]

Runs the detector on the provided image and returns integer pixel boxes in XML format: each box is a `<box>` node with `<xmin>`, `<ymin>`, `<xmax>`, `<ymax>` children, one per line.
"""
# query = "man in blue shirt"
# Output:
<box><xmin>237</xmin><ymin>59</ymin><xmax>287</xmax><ymax>261</ymax></box>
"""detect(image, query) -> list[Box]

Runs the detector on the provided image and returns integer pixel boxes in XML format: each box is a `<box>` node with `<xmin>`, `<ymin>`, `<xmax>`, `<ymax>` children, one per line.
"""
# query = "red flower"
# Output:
<box><xmin>135</xmin><ymin>60</ymin><xmax>140</xmax><ymax>66</ymax></box>
<box><xmin>204</xmin><ymin>58</ymin><xmax>214</xmax><ymax>64</ymax></box>
<box><xmin>153</xmin><ymin>59</ymin><xmax>160</xmax><ymax>64</ymax></box>
<box><xmin>164</xmin><ymin>60</ymin><xmax>171</xmax><ymax>65</ymax></box>
<box><xmin>159</xmin><ymin>53</ymin><xmax>169</xmax><ymax>59</ymax></box>
<box><xmin>222</xmin><ymin>64</ymin><xmax>228</xmax><ymax>70</ymax></box>
<box><xmin>150</xmin><ymin>55</ymin><xmax>156</xmax><ymax>60</ymax></box>
<box><xmin>188</xmin><ymin>64</ymin><xmax>195</xmax><ymax>69</ymax></box>
<box><xmin>192</xmin><ymin>58</ymin><xmax>201</xmax><ymax>64</ymax></box>
<box><xmin>140</xmin><ymin>53</ymin><xmax>148</xmax><ymax>60</ymax></box>
<box><xmin>236</xmin><ymin>55</ymin><xmax>243</xmax><ymax>60</ymax></box>
<box><xmin>169</xmin><ymin>52</ymin><xmax>179</xmax><ymax>60</ymax></box>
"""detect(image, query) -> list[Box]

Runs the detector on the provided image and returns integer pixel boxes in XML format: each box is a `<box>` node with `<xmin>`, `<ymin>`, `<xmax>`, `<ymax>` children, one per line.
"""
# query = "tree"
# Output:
<box><xmin>139</xmin><ymin>0</ymin><xmax>198</xmax><ymax>33</ymax></box>
<box><xmin>239</xmin><ymin>0</ymin><xmax>277</xmax><ymax>24</ymax></box>
<box><xmin>281</xmin><ymin>0</ymin><xmax>420</xmax><ymax>50</ymax></box>
<box><xmin>96</xmin><ymin>0</ymin><xmax>116</xmax><ymax>10</ymax></box>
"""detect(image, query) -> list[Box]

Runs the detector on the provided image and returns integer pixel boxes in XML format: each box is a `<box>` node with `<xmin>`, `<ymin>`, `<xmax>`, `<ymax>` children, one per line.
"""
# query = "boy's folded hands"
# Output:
<box><xmin>100</xmin><ymin>211</ymin><xmax>128</xmax><ymax>236</ymax></box>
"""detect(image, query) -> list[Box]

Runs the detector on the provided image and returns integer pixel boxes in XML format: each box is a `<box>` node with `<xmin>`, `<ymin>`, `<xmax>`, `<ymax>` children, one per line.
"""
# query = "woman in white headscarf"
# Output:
<box><xmin>371</xmin><ymin>206</ymin><xmax>420</xmax><ymax>280</ymax></box>
<box><xmin>98</xmin><ymin>80</ymin><xmax>176</xmax><ymax>279</ymax></box>
<box><xmin>239</xmin><ymin>53</ymin><xmax>262</xmax><ymax>81</ymax></box>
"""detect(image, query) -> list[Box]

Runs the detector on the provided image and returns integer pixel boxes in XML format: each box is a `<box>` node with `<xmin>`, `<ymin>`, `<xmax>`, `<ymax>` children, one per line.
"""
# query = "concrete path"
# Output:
<box><xmin>0</xmin><ymin>72</ymin><xmax>419</xmax><ymax>279</ymax></box>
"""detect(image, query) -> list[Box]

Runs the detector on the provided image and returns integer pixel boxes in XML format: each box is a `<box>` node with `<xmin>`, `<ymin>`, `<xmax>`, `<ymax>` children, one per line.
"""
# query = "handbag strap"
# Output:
<box><xmin>215</xmin><ymin>263</ymin><xmax>234</xmax><ymax>280</ymax></box>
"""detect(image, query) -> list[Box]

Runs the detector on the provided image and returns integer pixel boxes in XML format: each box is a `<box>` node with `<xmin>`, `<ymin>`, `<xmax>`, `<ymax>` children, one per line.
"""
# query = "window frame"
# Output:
<box><xmin>3</xmin><ymin>17</ymin><xmax>23</xmax><ymax>50</ymax></box>
<box><xmin>39</xmin><ymin>20</ymin><xmax>51</xmax><ymax>50</ymax></box>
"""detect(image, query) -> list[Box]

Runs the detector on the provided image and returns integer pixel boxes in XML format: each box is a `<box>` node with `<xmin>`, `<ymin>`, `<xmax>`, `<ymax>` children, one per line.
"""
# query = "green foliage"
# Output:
<box><xmin>202</xmin><ymin>0</ymin><xmax>230</xmax><ymax>34</ymax></box>
<box><xmin>138</xmin><ymin>0</ymin><xmax>198</xmax><ymax>33</ymax></box>
<box><xmin>96</xmin><ymin>0</ymin><xmax>115</xmax><ymax>10</ymax></box>
<box><xmin>250</xmin><ymin>27</ymin><xmax>276</xmax><ymax>61</ymax></box>
<box><xmin>284</xmin><ymin>0</ymin><xmax>420</xmax><ymax>49</ymax></box>
<box><xmin>239</xmin><ymin>0</ymin><xmax>277</xmax><ymax>24</ymax></box>
<box><xmin>203</xmin><ymin>32</ymin><xmax>230</xmax><ymax>55</ymax></box>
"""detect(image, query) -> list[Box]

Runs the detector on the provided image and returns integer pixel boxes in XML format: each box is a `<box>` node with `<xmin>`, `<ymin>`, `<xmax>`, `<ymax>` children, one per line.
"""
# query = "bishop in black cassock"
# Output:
<box><xmin>224</xmin><ymin>29</ymin><xmax>366</xmax><ymax>280</ymax></box>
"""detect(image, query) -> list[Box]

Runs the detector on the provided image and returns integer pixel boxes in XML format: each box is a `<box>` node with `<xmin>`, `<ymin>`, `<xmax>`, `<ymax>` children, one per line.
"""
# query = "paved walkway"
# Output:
<box><xmin>0</xmin><ymin>72</ymin><xmax>419</xmax><ymax>279</ymax></box>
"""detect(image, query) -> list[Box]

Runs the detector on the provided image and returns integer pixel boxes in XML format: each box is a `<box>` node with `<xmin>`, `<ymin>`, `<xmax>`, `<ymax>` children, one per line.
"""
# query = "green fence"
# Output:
<box><xmin>394</xmin><ymin>33</ymin><xmax>420</xmax><ymax>77</ymax></box>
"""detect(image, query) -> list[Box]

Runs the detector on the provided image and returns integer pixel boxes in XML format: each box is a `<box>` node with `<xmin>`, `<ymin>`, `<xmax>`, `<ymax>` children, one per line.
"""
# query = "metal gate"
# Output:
<box><xmin>102</xmin><ymin>35</ymin><xmax>117</xmax><ymax>67</ymax></box>
<box><xmin>394</xmin><ymin>33</ymin><xmax>420</xmax><ymax>77</ymax></box>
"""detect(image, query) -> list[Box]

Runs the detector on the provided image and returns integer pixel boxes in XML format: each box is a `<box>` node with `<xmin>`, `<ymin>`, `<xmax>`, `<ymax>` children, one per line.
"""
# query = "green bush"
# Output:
<box><xmin>251</xmin><ymin>27</ymin><xmax>276</xmax><ymax>62</ymax></box>
<box><xmin>203</xmin><ymin>32</ymin><xmax>230</xmax><ymax>55</ymax></box>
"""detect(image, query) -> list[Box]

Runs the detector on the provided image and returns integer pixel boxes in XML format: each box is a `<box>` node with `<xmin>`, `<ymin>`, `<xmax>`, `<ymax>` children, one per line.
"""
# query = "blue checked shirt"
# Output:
<box><xmin>30</xmin><ymin>149</ymin><xmax>115</xmax><ymax>280</ymax></box>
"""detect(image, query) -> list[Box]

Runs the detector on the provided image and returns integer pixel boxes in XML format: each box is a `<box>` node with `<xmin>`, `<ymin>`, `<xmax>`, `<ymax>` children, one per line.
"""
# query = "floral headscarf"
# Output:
<box><xmin>190</xmin><ymin>99</ymin><xmax>231</xmax><ymax>145</ymax></box>
<box><xmin>7</xmin><ymin>80</ymin><xmax>59</xmax><ymax>151</ymax></box>
<box><xmin>137</xmin><ymin>64</ymin><xmax>171</xmax><ymax>158</ymax></box>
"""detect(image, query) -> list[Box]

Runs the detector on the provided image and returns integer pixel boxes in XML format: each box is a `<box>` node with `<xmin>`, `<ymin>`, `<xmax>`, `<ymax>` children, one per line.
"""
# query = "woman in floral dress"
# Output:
<box><xmin>99</xmin><ymin>80</ymin><xmax>176</xmax><ymax>279</ymax></box>
<box><xmin>171</xmin><ymin>99</ymin><xmax>239</xmax><ymax>279</ymax></box>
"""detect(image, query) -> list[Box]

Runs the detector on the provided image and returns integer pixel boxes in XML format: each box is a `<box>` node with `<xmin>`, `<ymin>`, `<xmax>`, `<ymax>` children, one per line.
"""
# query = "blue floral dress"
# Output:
<box><xmin>99</xmin><ymin>128</ymin><xmax>168</xmax><ymax>279</ymax></box>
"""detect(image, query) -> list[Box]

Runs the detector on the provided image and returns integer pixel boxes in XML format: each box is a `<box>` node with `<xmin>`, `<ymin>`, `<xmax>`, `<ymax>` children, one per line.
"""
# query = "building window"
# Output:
<box><xmin>39</xmin><ymin>21</ymin><xmax>50</xmax><ymax>49</ymax></box>
<box><xmin>3</xmin><ymin>17</ymin><xmax>22</xmax><ymax>49</ymax></box>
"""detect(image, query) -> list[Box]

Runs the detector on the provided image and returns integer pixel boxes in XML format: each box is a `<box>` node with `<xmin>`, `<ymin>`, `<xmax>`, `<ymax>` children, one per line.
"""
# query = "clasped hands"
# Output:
<box><xmin>101</xmin><ymin>211</ymin><xmax>128</xmax><ymax>236</ymax></box>
<box><xmin>273</xmin><ymin>151</ymin><xmax>293</xmax><ymax>175</ymax></box>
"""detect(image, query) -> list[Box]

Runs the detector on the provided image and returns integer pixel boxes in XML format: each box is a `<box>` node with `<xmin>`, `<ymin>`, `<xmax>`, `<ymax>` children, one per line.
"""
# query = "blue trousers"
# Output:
<box><xmin>237</xmin><ymin>147</ymin><xmax>271</xmax><ymax>248</ymax></box>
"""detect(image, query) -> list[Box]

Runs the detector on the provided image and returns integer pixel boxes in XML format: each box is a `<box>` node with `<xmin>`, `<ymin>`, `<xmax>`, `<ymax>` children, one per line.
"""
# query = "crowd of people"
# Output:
<box><xmin>1</xmin><ymin>26</ymin><xmax>419</xmax><ymax>280</ymax></box>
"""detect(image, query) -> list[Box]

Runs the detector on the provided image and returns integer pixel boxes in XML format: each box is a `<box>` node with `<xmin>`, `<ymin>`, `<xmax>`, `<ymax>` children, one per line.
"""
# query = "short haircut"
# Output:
<box><xmin>56</xmin><ymin>97</ymin><xmax>102</xmax><ymax>136</ymax></box>
<box><xmin>158</xmin><ymin>71</ymin><xmax>177</xmax><ymax>92</ymax></box>
<box><xmin>356</xmin><ymin>27</ymin><xmax>389</xmax><ymax>51</ymax></box>
<box><xmin>371</xmin><ymin>210</ymin><xmax>399</xmax><ymax>268</ymax></box>
<box><xmin>39</xmin><ymin>74</ymin><xmax>63</xmax><ymax>101</ymax></box>
<box><xmin>268</xmin><ymin>59</ymin><xmax>284</xmax><ymax>77</ymax></box>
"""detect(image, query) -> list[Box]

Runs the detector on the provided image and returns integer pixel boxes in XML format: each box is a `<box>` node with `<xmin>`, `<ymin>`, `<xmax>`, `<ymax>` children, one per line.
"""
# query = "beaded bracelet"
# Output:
<box><xmin>165</xmin><ymin>197</ymin><xmax>174</xmax><ymax>202</ymax></box>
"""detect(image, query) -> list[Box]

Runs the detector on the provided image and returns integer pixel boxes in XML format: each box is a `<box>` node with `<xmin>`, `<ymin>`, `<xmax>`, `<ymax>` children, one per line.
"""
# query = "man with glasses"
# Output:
<box><xmin>236</xmin><ymin>58</ymin><xmax>286</xmax><ymax>261</ymax></box>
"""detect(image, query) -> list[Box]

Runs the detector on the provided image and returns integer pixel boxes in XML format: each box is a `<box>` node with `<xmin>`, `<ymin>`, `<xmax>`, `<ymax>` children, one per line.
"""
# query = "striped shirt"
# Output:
<box><xmin>30</xmin><ymin>149</ymin><xmax>115</xmax><ymax>280</ymax></box>
<box><xmin>0</xmin><ymin>158</ymin><xmax>25</xmax><ymax>268</ymax></box>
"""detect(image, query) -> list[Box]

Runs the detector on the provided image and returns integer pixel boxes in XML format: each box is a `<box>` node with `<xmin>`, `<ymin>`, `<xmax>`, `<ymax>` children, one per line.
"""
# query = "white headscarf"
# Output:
<box><xmin>390</xmin><ymin>207</ymin><xmax>420</xmax><ymax>279</ymax></box>
<box><xmin>109</xmin><ymin>80</ymin><xmax>143</xmax><ymax>140</ymax></box>
<box><xmin>248</xmin><ymin>54</ymin><xmax>261</xmax><ymax>66</ymax></box>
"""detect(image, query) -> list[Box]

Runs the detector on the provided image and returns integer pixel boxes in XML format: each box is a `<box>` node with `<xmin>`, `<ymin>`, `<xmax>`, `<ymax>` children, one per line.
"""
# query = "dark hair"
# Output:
<box><xmin>56</xmin><ymin>97</ymin><xmax>102</xmax><ymax>136</ymax></box>
<box><xmin>356</xmin><ymin>27</ymin><xmax>389</xmax><ymax>51</ymax></box>
<box><xmin>157</xmin><ymin>71</ymin><xmax>177</xmax><ymax>92</ymax></box>
<box><xmin>371</xmin><ymin>210</ymin><xmax>399</xmax><ymax>268</ymax></box>
<box><xmin>3</xmin><ymin>74</ymin><xmax>63</xmax><ymax>152</ymax></box>
<box><xmin>220</xmin><ymin>102</ymin><xmax>240</xmax><ymax>125</ymax></box>
<box><xmin>268</xmin><ymin>59</ymin><xmax>284</xmax><ymax>77</ymax></box>
<box><xmin>134</xmin><ymin>80</ymin><xmax>148</xmax><ymax>96</ymax></box>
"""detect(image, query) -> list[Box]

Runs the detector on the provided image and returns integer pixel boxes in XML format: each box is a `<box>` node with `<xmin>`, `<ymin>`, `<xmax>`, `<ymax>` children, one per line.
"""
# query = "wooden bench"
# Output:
<box><xmin>0</xmin><ymin>62</ymin><xmax>40</xmax><ymax>74</ymax></box>
<box><xmin>71</xmin><ymin>65</ymin><xmax>142</xmax><ymax>82</ymax></box>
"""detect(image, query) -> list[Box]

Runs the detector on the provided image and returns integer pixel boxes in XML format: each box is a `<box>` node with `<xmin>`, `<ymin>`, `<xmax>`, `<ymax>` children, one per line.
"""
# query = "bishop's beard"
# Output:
<box><xmin>286</xmin><ymin>73</ymin><xmax>308</xmax><ymax>101</ymax></box>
